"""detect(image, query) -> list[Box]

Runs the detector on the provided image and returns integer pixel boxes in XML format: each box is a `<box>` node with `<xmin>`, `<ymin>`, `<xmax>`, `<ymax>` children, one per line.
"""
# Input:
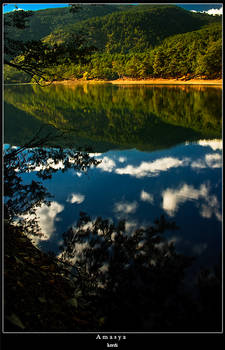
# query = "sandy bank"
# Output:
<box><xmin>51</xmin><ymin>78</ymin><xmax>222</xmax><ymax>86</ymax></box>
<box><xmin>110</xmin><ymin>78</ymin><xmax>223</xmax><ymax>85</ymax></box>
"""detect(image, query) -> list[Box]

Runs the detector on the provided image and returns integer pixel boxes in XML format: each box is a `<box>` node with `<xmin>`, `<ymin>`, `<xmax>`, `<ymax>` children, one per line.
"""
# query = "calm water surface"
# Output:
<box><xmin>4</xmin><ymin>83</ymin><xmax>222</xmax><ymax>275</ymax></box>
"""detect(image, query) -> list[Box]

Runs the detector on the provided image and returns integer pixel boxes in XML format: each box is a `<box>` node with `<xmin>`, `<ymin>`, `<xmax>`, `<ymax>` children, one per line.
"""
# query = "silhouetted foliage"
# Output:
<box><xmin>57</xmin><ymin>212</ymin><xmax>222</xmax><ymax>331</ymax></box>
<box><xmin>59</xmin><ymin>212</ymin><xmax>193</xmax><ymax>330</ymax></box>
<box><xmin>4</xmin><ymin>128</ymin><xmax>101</xmax><ymax>237</ymax></box>
<box><xmin>4</xmin><ymin>6</ymin><xmax>97</xmax><ymax>84</ymax></box>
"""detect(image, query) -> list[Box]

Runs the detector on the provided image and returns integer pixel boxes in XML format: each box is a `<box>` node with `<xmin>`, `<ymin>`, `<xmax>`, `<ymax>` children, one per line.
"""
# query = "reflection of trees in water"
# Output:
<box><xmin>59</xmin><ymin>212</ymin><xmax>222</xmax><ymax>331</ymax></box>
<box><xmin>60</xmin><ymin>212</ymin><xmax>192</xmax><ymax>331</ymax></box>
<box><xmin>4</xmin><ymin>84</ymin><xmax>222</xmax><ymax>151</ymax></box>
<box><xmin>4</xmin><ymin>130</ymin><xmax>222</xmax><ymax>332</ymax></box>
<box><xmin>4</xmin><ymin>129</ymin><xmax>100</xmax><ymax>237</ymax></box>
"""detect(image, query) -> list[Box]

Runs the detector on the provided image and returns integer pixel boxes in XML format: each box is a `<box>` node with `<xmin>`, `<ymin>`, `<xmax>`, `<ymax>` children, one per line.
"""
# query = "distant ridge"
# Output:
<box><xmin>42</xmin><ymin>5</ymin><xmax>221</xmax><ymax>53</ymax></box>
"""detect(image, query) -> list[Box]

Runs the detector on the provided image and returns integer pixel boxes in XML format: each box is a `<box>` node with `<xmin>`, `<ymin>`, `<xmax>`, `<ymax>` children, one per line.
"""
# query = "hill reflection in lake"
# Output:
<box><xmin>4</xmin><ymin>83</ymin><xmax>222</xmax><ymax>281</ymax></box>
<box><xmin>4</xmin><ymin>83</ymin><xmax>222</xmax><ymax>151</ymax></box>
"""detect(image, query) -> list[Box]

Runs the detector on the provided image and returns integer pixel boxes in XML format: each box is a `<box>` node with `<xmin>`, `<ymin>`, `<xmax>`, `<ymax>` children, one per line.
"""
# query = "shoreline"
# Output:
<box><xmin>51</xmin><ymin>78</ymin><xmax>223</xmax><ymax>86</ymax></box>
<box><xmin>4</xmin><ymin>78</ymin><xmax>222</xmax><ymax>87</ymax></box>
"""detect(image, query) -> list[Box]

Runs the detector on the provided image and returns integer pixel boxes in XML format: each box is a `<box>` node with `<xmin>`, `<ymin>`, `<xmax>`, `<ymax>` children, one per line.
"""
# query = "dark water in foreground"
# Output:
<box><xmin>4</xmin><ymin>83</ymin><xmax>222</xmax><ymax>277</ymax></box>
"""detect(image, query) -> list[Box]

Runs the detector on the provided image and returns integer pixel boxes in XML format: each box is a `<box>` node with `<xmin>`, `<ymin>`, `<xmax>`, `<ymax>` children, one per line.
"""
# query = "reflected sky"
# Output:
<box><xmin>4</xmin><ymin>83</ymin><xmax>222</xmax><ymax>276</ymax></box>
<box><xmin>18</xmin><ymin>138</ymin><xmax>222</xmax><ymax>273</ymax></box>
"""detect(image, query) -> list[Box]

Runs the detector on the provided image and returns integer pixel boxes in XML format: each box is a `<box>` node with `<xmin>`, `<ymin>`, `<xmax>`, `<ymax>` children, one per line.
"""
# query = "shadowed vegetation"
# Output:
<box><xmin>4</xmin><ymin>84</ymin><xmax>222</xmax><ymax>154</ymax></box>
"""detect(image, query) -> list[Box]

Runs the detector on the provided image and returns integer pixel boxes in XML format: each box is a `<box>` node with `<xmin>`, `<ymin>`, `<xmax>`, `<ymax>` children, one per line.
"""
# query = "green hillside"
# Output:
<box><xmin>150</xmin><ymin>22</ymin><xmax>222</xmax><ymax>79</ymax></box>
<box><xmin>31</xmin><ymin>22</ymin><xmax>222</xmax><ymax>82</ymax></box>
<box><xmin>43</xmin><ymin>5</ymin><xmax>220</xmax><ymax>53</ymax></box>
<box><xmin>4</xmin><ymin>4</ymin><xmax>222</xmax><ymax>83</ymax></box>
<box><xmin>4</xmin><ymin>4</ymin><xmax>131</xmax><ymax>43</ymax></box>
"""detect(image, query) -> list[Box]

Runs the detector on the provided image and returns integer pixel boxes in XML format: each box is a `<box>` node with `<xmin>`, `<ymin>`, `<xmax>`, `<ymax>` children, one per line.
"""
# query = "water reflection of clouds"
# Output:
<box><xmin>36</xmin><ymin>201</ymin><xmax>64</xmax><ymax>239</ymax></box>
<box><xmin>30</xmin><ymin>156</ymin><xmax>94</xmax><ymax>173</ymax></box>
<box><xmin>33</xmin><ymin>158</ymin><xmax>65</xmax><ymax>171</ymax></box>
<box><xmin>21</xmin><ymin>139</ymin><xmax>221</xmax><ymax>255</ymax></box>
<box><xmin>57</xmin><ymin>241</ymin><xmax>90</xmax><ymax>265</ymax></box>
<box><xmin>98</xmin><ymin>156</ymin><xmax>116</xmax><ymax>172</ymax></box>
<box><xmin>125</xmin><ymin>220</ymin><xmax>138</xmax><ymax>233</ymax></box>
<box><xmin>21</xmin><ymin>139</ymin><xmax>223</xmax><ymax>178</ymax></box>
<box><xmin>205</xmin><ymin>153</ymin><xmax>222</xmax><ymax>168</ymax></box>
<box><xmin>161</xmin><ymin>183</ymin><xmax>221</xmax><ymax>221</ymax></box>
<box><xmin>89</xmin><ymin>153</ymin><xmax>102</xmax><ymax>157</ymax></box>
<box><xmin>193</xmin><ymin>139</ymin><xmax>222</xmax><ymax>151</ymax></box>
<box><xmin>114</xmin><ymin>200</ymin><xmax>138</xmax><ymax>217</ymax></box>
<box><xmin>162</xmin><ymin>184</ymin><xmax>208</xmax><ymax>216</ymax></box>
<box><xmin>66</xmin><ymin>192</ymin><xmax>85</xmax><ymax>204</ymax></box>
<box><xmin>29</xmin><ymin>201</ymin><xmax>64</xmax><ymax>245</ymax></box>
<box><xmin>94</xmin><ymin>145</ymin><xmax>222</xmax><ymax>178</ymax></box>
<box><xmin>200</xmin><ymin>196</ymin><xmax>222</xmax><ymax>221</ymax></box>
<box><xmin>118</xmin><ymin>156</ymin><xmax>127</xmax><ymax>163</ymax></box>
<box><xmin>140</xmin><ymin>190</ymin><xmax>154</xmax><ymax>204</ymax></box>
<box><xmin>73</xmin><ymin>171</ymin><xmax>82</xmax><ymax>177</ymax></box>
<box><xmin>115</xmin><ymin>157</ymin><xmax>187</xmax><ymax>178</ymax></box>
<box><xmin>192</xmin><ymin>153</ymin><xmax>222</xmax><ymax>169</ymax></box>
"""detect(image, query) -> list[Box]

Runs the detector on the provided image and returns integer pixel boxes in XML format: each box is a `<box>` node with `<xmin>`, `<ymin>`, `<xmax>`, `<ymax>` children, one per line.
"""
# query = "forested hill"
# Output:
<box><xmin>4</xmin><ymin>4</ymin><xmax>132</xmax><ymax>42</ymax></box>
<box><xmin>43</xmin><ymin>5</ymin><xmax>220</xmax><ymax>53</ymax></box>
<box><xmin>4</xmin><ymin>4</ymin><xmax>221</xmax><ymax>51</ymax></box>
<box><xmin>4</xmin><ymin>4</ymin><xmax>222</xmax><ymax>83</ymax></box>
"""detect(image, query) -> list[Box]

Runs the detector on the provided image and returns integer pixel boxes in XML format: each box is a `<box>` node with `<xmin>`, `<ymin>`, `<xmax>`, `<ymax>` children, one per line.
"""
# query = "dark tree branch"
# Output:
<box><xmin>4</xmin><ymin>6</ymin><xmax>96</xmax><ymax>84</ymax></box>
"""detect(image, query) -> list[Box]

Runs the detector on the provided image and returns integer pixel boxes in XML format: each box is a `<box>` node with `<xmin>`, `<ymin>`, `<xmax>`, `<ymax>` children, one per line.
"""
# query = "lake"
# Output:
<box><xmin>4</xmin><ymin>83</ymin><xmax>222</xmax><ymax>281</ymax></box>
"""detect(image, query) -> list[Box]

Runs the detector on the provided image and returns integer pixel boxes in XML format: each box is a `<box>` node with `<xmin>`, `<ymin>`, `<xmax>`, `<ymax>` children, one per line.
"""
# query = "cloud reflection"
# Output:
<box><xmin>162</xmin><ymin>184</ymin><xmax>208</xmax><ymax>216</ymax></box>
<box><xmin>140</xmin><ymin>190</ymin><xmax>154</xmax><ymax>204</ymax></box>
<box><xmin>98</xmin><ymin>156</ymin><xmax>116</xmax><ymax>172</ymax></box>
<box><xmin>205</xmin><ymin>153</ymin><xmax>222</xmax><ymax>168</ymax></box>
<box><xmin>28</xmin><ymin>201</ymin><xmax>64</xmax><ymax>245</ymax></box>
<box><xmin>66</xmin><ymin>193</ymin><xmax>85</xmax><ymax>204</ymax></box>
<box><xmin>36</xmin><ymin>201</ymin><xmax>64</xmax><ymax>239</ymax></box>
<box><xmin>192</xmin><ymin>153</ymin><xmax>222</xmax><ymax>169</ymax></box>
<box><xmin>125</xmin><ymin>220</ymin><xmax>138</xmax><ymax>233</ymax></box>
<box><xmin>118</xmin><ymin>156</ymin><xmax>127</xmax><ymax>163</ymax></box>
<box><xmin>114</xmin><ymin>200</ymin><xmax>138</xmax><ymax>217</ymax></box>
<box><xmin>115</xmin><ymin>157</ymin><xmax>186</xmax><ymax>178</ymax></box>
<box><xmin>162</xmin><ymin>183</ymin><xmax>221</xmax><ymax>221</ymax></box>
<box><xmin>197</xmin><ymin>139</ymin><xmax>222</xmax><ymax>151</ymax></box>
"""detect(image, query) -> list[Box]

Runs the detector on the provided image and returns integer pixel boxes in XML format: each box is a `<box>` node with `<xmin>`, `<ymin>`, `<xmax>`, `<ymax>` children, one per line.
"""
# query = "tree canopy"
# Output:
<box><xmin>4</xmin><ymin>5</ymin><xmax>222</xmax><ymax>83</ymax></box>
<box><xmin>4</xmin><ymin>5</ymin><xmax>97</xmax><ymax>84</ymax></box>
